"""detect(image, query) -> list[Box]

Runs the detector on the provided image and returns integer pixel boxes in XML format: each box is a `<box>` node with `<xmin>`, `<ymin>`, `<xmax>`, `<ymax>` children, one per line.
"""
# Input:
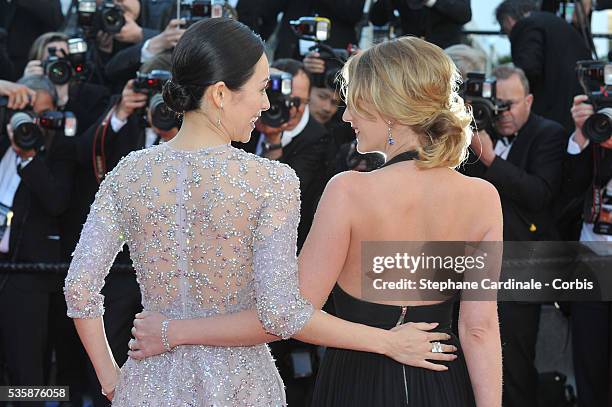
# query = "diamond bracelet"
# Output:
<box><xmin>161</xmin><ymin>320</ymin><xmax>173</xmax><ymax>352</ymax></box>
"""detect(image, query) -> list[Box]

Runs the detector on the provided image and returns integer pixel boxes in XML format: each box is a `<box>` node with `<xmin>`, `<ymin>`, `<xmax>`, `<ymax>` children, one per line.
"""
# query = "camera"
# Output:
<box><xmin>148</xmin><ymin>94</ymin><xmax>178</xmax><ymax>131</ymax></box>
<box><xmin>312</xmin><ymin>45</ymin><xmax>355</xmax><ymax>89</ymax></box>
<box><xmin>261</xmin><ymin>71</ymin><xmax>293</xmax><ymax>128</ymax></box>
<box><xmin>179</xmin><ymin>0</ymin><xmax>225</xmax><ymax>27</ymax></box>
<box><xmin>77</xmin><ymin>0</ymin><xmax>125</xmax><ymax>36</ymax></box>
<box><xmin>576</xmin><ymin>60</ymin><xmax>612</xmax><ymax>143</ymax></box>
<box><xmin>133</xmin><ymin>70</ymin><xmax>171</xmax><ymax>94</ymax></box>
<box><xmin>133</xmin><ymin>70</ymin><xmax>179</xmax><ymax>130</ymax></box>
<box><xmin>43</xmin><ymin>38</ymin><xmax>88</xmax><ymax>85</ymax></box>
<box><xmin>461</xmin><ymin>73</ymin><xmax>510</xmax><ymax>133</ymax></box>
<box><xmin>290</xmin><ymin>16</ymin><xmax>331</xmax><ymax>42</ymax></box>
<box><xmin>1</xmin><ymin>97</ymin><xmax>77</xmax><ymax>151</ymax></box>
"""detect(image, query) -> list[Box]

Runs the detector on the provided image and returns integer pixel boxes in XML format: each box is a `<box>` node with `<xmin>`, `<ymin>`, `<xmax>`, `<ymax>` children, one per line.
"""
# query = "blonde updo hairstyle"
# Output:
<box><xmin>341</xmin><ymin>36</ymin><xmax>473</xmax><ymax>169</ymax></box>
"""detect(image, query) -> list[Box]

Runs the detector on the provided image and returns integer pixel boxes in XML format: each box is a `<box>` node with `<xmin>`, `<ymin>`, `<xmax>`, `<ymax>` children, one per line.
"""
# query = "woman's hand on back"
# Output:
<box><xmin>385</xmin><ymin>322</ymin><xmax>457</xmax><ymax>371</ymax></box>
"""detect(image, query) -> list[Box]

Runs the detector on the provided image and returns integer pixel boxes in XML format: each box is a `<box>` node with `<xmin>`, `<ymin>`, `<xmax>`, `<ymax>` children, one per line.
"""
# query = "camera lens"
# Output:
<box><xmin>149</xmin><ymin>94</ymin><xmax>178</xmax><ymax>131</ymax></box>
<box><xmin>261</xmin><ymin>94</ymin><xmax>291</xmax><ymax>127</ymax></box>
<box><xmin>101</xmin><ymin>5</ymin><xmax>125</xmax><ymax>34</ymax></box>
<box><xmin>11</xmin><ymin>112</ymin><xmax>43</xmax><ymax>151</ymax></box>
<box><xmin>584</xmin><ymin>108</ymin><xmax>612</xmax><ymax>143</ymax></box>
<box><xmin>468</xmin><ymin>100</ymin><xmax>494</xmax><ymax>131</ymax></box>
<box><xmin>46</xmin><ymin>58</ymin><xmax>72</xmax><ymax>85</ymax></box>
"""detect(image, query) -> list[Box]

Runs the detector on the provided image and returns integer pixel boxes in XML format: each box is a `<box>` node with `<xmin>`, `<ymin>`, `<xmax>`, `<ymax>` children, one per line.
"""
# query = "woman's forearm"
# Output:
<box><xmin>170</xmin><ymin>309</ymin><xmax>278</xmax><ymax>347</ymax></box>
<box><xmin>294</xmin><ymin>310</ymin><xmax>390</xmax><ymax>354</ymax></box>
<box><xmin>73</xmin><ymin>318</ymin><xmax>120</xmax><ymax>391</ymax></box>
<box><xmin>459</xmin><ymin>323</ymin><xmax>502</xmax><ymax>406</ymax></box>
<box><xmin>169</xmin><ymin>309</ymin><xmax>391</xmax><ymax>355</ymax></box>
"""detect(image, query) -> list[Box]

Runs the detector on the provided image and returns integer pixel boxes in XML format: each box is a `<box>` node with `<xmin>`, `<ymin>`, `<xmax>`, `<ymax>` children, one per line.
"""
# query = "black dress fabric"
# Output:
<box><xmin>311</xmin><ymin>284</ymin><xmax>476</xmax><ymax>406</ymax></box>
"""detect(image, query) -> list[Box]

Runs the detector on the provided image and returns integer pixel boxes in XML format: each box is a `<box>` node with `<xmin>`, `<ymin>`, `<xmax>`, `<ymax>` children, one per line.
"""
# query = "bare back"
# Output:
<box><xmin>336</xmin><ymin>161</ymin><xmax>495</xmax><ymax>306</ymax></box>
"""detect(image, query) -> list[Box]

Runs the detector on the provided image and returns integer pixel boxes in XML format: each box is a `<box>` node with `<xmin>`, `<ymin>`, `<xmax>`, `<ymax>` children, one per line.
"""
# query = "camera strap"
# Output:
<box><xmin>92</xmin><ymin>105</ymin><xmax>115</xmax><ymax>184</ymax></box>
<box><xmin>590</xmin><ymin>144</ymin><xmax>602</xmax><ymax>223</ymax></box>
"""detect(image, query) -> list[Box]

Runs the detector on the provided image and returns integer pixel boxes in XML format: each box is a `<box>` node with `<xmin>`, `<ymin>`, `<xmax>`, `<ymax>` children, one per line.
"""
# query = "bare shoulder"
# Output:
<box><xmin>323</xmin><ymin>170</ymin><xmax>366</xmax><ymax>200</ymax></box>
<box><xmin>452</xmin><ymin>171</ymin><xmax>501</xmax><ymax>210</ymax></box>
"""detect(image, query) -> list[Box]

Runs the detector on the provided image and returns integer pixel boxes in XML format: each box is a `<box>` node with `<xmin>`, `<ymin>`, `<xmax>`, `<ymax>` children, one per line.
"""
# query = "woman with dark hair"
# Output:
<box><xmin>64</xmin><ymin>18</ymin><xmax>453</xmax><ymax>405</ymax></box>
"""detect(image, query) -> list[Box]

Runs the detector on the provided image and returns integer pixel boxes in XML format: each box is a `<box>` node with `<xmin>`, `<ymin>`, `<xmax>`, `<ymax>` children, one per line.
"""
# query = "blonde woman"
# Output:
<box><xmin>128</xmin><ymin>36</ymin><xmax>503</xmax><ymax>406</ymax></box>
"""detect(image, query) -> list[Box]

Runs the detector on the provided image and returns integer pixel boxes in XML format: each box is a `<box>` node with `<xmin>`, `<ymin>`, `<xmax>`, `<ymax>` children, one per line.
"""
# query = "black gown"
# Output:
<box><xmin>311</xmin><ymin>151</ymin><xmax>476</xmax><ymax>407</ymax></box>
<box><xmin>311</xmin><ymin>285</ymin><xmax>476</xmax><ymax>407</ymax></box>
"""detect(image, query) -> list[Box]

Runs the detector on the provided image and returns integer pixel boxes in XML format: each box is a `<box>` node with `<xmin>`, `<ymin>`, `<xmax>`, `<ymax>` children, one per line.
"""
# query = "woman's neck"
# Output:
<box><xmin>166</xmin><ymin>111</ymin><xmax>231</xmax><ymax>151</ymax></box>
<box><xmin>382</xmin><ymin>125</ymin><xmax>421</xmax><ymax>162</ymax></box>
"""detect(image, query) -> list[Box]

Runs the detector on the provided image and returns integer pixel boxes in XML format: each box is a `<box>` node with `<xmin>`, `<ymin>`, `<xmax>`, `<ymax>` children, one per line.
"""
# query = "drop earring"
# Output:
<box><xmin>217</xmin><ymin>101</ymin><xmax>223</xmax><ymax>127</ymax></box>
<box><xmin>387</xmin><ymin>121</ymin><xmax>395</xmax><ymax>145</ymax></box>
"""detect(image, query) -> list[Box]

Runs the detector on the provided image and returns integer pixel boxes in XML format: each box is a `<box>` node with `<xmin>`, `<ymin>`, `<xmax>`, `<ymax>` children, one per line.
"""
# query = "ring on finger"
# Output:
<box><xmin>431</xmin><ymin>341</ymin><xmax>444</xmax><ymax>353</ymax></box>
<box><xmin>128</xmin><ymin>338</ymin><xmax>135</xmax><ymax>351</ymax></box>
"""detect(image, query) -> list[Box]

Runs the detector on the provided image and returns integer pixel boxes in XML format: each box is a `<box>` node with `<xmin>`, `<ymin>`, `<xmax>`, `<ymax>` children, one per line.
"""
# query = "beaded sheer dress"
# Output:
<box><xmin>64</xmin><ymin>143</ymin><xmax>314</xmax><ymax>406</ymax></box>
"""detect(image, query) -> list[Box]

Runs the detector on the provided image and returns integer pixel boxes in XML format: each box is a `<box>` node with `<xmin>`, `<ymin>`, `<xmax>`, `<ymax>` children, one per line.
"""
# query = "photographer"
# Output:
<box><xmin>370</xmin><ymin>0</ymin><xmax>472</xmax><ymax>49</ymax></box>
<box><xmin>461</xmin><ymin>65</ymin><xmax>568</xmax><ymax>407</ymax></box>
<box><xmin>495</xmin><ymin>0</ymin><xmax>592</xmax><ymax>130</ymax></box>
<box><xmin>244</xmin><ymin>59</ymin><xmax>328</xmax><ymax>250</ymax></box>
<box><xmin>303</xmin><ymin>51</ymin><xmax>383</xmax><ymax>174</ymax></box>
<box><xmin>562</xmin><ymin>93</ymin><xmax>612</xmax><ymax>407</ymax></box>
<box><xmin>0</xmin><ymin>75</ymin><xmax>76</xmax><ymax>399</ymax></box>
<box><xmin>24</xmin><ymin>32</ymin><xmax>111</xmax><ymax>133</ymax></box>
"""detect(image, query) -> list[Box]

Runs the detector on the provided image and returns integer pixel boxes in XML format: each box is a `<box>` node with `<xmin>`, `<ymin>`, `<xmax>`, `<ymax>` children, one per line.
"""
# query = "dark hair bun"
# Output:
<box><xmin>162</xmin><ymin>80</ymin><xmax>199</xmax><ymax>113</ymax></box>
<box><xmin>166</xmin><ymin>17</ymin><xmax>265</xmax><ymax>113</ymax></box>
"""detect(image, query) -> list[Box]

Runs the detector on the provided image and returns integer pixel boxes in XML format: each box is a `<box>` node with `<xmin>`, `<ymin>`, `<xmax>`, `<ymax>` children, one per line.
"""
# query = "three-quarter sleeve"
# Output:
<box><xmin>64</xmin><ymin>168</ymin><xmax>126</xmax><ymax>319</ymax></box>
<box><xmin>252</xmin><ymin>166</ymin><xmax>314</xmax><ymax>339</ymax></box>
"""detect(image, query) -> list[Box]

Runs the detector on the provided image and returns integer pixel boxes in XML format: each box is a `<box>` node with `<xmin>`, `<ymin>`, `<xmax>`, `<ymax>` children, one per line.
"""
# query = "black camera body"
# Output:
<box><xmin>576</xmin><ymin>60</ymin><xmax>612</xmax><ymax>143</ymax></box>
<box><xmin>179</xmin><ymin>0</ymin><xmax>224</xmax><ymax>27</ymax></box>
<box><xmin>0</xmin><ymin>97</ymin><xmax>77</xmax><ymax>151</ymax></box>
<box><xmin>312</xmin><ymin>44</ymin><xmax>353</xmax><ymax>89</ymax></box>
<box><xmin>43</xmin><ymin>38</ymin><xmax>88</xmax><ymax>85</ymax></box>
<box><xmin>133</xmin><ymin>70</ymin><xmax>179</xmax><ymax>131</ymax></box>
<box><xmin>77</xmin><ymin>0</ymin><xmax>125</xmax><ymax>36</ymax></box>
<box><xmin>462</xmin><ymin>73</ymin><xmax>510</xmax><ymax>134</ymax></box>
<box><xmin>261</xmin><ymin>71</ymin><xmax>293</xmax><ymax>128</ymax></box>
<box><xmin>133</xmin><ymin>70</ymin><xmax>171</xmax><ymax>94</ymax></box>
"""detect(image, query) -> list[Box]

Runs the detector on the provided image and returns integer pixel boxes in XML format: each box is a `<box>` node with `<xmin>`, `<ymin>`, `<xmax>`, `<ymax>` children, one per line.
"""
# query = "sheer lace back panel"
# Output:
<box><xmin>65</xmin><ymin>143</ymin><xmax>313</xmax><ymax>338</ymax></box>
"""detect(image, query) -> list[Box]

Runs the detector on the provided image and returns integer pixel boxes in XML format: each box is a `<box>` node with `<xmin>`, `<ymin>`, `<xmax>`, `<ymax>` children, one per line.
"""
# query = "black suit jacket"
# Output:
<box><xmin>370</xmin><ymin>0</ymin><xmax>471</xmax><ymax>49</ymax></box>
<box><xmin>237</xmin><ymin>115</ymin><xmax>329</xmax><ymax>249</ymax></box>
<box><xmin>266</xmin><ymin>0</ymin><xmax>365</xmax><ymax>60</ymax></box>
<box><xmin>0</xmin><ymin>132</ymin><xmax>76</xmax><ymax>293</ymax></box>
<box><xmin>556</xmin><ymin>140</ymin><xmax>612</xmax><ymax>240</ymax></box>
<box><xmin>103</xmin><ymin>28</ymin><xmax>160</xmax><ymax>90</ymax></box>
<box><xmin>65</xmin><ymin>82</ymin><xmax>112</xmax><ymax>137</ymax></box>
<box><xmin>62</xmin><ymin>106</ymin><xmax>149</xmax><ymax>262</ymax></box>
<box><xmin>0</xmin><ymin>0</ymin><xmax>64</xmax><ymax>81</ymax></box>
<box><xmin>510</xmin><ymin>12</ymin><xmax>592</xmax><ymax>131</ymax></box>
<box><xmin>461</xmin><ymin>113</ymin><xmax>567</xmax><ymax>241</ymax></box>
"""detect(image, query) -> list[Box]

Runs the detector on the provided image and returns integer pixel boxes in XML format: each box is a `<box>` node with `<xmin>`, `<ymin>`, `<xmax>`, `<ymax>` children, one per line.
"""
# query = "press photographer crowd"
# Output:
<box><xmin>0</xmin><ymin>0</ymin><xmax>611</xmax><ymax>406</ymax></box>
